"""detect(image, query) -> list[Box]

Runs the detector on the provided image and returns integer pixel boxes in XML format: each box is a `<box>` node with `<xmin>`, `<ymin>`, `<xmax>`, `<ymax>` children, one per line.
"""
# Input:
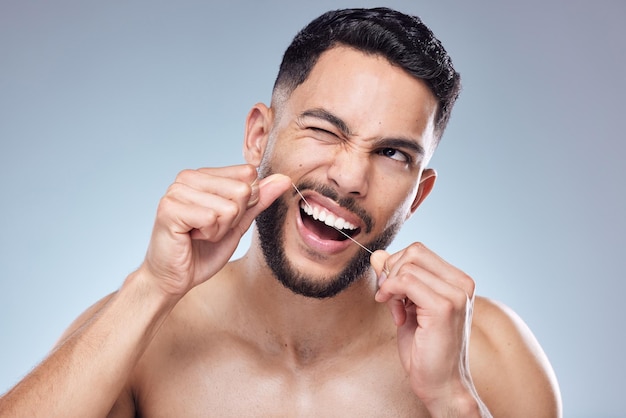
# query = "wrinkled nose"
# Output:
<box><xmin>326</xmin><ymin>148</ymin><xmax>370</xmax><ymax>197</ymax></box>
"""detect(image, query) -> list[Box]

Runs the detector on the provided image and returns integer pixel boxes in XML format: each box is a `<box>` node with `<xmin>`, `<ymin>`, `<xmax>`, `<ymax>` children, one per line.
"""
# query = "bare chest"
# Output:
<box><xmin>133</xmin><ymin>338</ymin><xmax>429</xmax><ymax>417</ymax></box>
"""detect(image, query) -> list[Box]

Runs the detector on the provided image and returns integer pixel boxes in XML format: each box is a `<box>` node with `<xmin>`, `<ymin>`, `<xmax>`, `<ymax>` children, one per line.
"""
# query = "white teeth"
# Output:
<box><xmin>300</xmin><ymin>201</ymin><xmax>357</xmax><ymax>231</ymax></box>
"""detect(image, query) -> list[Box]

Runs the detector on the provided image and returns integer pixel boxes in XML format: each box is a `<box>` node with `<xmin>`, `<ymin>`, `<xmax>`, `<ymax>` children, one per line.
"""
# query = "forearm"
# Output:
<box><xmin>421</xmin><ymin>378</ymin><xmax>492</xmax><ymax>418</ymax></box>
<box><xmin>426</xmin><ymin>393</ymin><xmax>492</xmax><ymax>418</ymax></box>
<box><xmin>0</xmin><ymin>270</ymin><xmax>178</xmax><ymax>418</ymax></box>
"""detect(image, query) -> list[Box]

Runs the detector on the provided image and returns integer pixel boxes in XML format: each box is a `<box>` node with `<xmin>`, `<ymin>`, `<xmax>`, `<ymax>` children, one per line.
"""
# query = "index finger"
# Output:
<box><xmin>394</xmin><ymin>242</ymin><xmax>476</xmax><ymax>298</ymax></box>
<box><xmin>370</xmin><ymin>249</ymin><xmax>391</xmax><ymax>277</ymax></box>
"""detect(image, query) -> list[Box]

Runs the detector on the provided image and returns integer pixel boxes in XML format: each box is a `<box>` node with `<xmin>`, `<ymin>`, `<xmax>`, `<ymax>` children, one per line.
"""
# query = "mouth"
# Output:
<box><xmin>299</xmin><ymin>199</ymin><xmax>361</xmax><ymax>242</ymax></box>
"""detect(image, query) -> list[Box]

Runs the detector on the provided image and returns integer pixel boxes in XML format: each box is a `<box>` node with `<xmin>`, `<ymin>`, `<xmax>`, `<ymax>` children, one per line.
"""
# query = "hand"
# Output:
<box><xmin>141</xmin><ymin>164</ymin><xmax>291</xmax><ymax>298</ymax></box>
<box><xmin>371</xmin><ymin>244</ymin><xmax>480</xmax><ymax>413</ymax></box>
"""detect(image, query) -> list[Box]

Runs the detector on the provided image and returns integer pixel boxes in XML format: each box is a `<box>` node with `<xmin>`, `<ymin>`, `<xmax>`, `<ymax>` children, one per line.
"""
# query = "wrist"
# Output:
<box><xmin>422</xmin><ymin>383</ymin><xmax>487</xmax><ymax>418</ymax></box>
<box><xmin>122</xmin><ymin>267</ymin><xmax>182</xmax><ymax>314</ymax></box>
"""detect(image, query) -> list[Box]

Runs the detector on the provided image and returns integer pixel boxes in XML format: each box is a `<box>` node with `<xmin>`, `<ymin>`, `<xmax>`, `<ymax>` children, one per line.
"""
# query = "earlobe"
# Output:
<box><xmin>243</xmin><ymin>103</ymin><xmax>273</xmax><ymax>167</ymax></box>
<box><xmin>408</xmin><ymin>168</ymin><xmax>437</xmax><ymax>218</ymax></box>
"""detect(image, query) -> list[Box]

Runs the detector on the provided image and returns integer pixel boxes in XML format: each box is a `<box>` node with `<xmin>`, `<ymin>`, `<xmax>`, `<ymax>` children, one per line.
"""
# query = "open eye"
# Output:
<box><xmin>378</xmin><ymin>147</ymin><xmax>410</xmax><ymax>163</ymax></box>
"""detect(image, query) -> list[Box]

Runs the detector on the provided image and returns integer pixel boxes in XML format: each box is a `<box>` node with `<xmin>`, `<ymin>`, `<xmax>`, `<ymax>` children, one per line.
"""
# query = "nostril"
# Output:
<box><xmin>326</xmin><ymin>153</ymin><xmax>370</xmax><ymax>197</ymax></box>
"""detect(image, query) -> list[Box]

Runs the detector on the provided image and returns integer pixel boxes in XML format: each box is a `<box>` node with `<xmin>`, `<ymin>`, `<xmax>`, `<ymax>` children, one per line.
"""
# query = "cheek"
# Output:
<box><xmin>372</xmin><ymin>181</ymin><xmax>418</xmax><ymax>226</ymax></box>
<box><xmin>381</xmin><ymin>203</ymin><xmax>410</xmax><ymax>231</ymax></box>
<box><xmin>265</xmin><ymin>138</ymin><xmax>334</xmax><ymax>177</ymax></box>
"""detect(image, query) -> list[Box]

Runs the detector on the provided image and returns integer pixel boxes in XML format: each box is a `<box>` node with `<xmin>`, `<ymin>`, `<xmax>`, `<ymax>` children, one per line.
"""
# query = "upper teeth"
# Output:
<box><xmin>300</xmin><ymin>201</ymin><xmax>357</xmax><ymax>231</ymax></box>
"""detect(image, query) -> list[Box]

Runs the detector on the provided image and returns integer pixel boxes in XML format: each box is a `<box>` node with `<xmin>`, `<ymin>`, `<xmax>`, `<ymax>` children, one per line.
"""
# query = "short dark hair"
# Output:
<box><xmin>273</xmin><ymin>7</ymin><xmax>461</xmax><ymax>142</ymax></box>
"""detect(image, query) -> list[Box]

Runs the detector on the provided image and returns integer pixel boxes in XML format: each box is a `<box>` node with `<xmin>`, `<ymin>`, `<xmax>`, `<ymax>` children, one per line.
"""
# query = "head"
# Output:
<box><xmin>247</xmin><ymin>8</ymin><xmax>460</xmax><ymax>299</ymax></box>
<box><xmin>273</xmin><ymin>7</ymin><xmax>461</xmax><ymax>144</ymax></box>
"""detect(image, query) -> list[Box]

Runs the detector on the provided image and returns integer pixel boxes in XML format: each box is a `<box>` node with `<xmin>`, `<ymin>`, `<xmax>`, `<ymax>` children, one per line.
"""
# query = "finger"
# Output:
<box><xmin>199</xmin><ymin>165</ymin><xmax>260</xmax><ymax>209</ymax></box>
<box><xmin>175</xmin><ymin>166</ymin><xmax>260</xmax><ymax>227</ymax></box>
<box><xmin>187</xmin><ymin>198</ymin><xmax>243</xmax><ymax>241</ymax></box>
<box><xmin>157</xmin><ymin>185</ymin><xmax>242</xmax><ymax>242</ymax></box>
<box><xmin>387</xmin><ymin>297</ymin><xmax>408</xmax><ymax>326</ymax></box>
<box><xmin>376</xmin><ymin>267</ymin><xmax>472</xmax><ymax>334</ymax></box>
<box><xmin>174</xmin><ymin>173</ymin><xmax>289</xmax><ymax>243</ymax></box>
<box><xmin>247</xmin><ymin>177</ymin><xmax>260</xmax><ymax>208</ymax></box>
<box><xmin>168</xmin><ymin>177</ymin><xmax>245</xmax><ymax>222</ymax></box>
<box><xmin>374</xmin><ymin>248</ymin><xmax>468</xmax><ymax>308</ymax></box>
<box><xmin>386</xmin><ymin>243</ymin><xmax>475</xmax><ymax>299</ymax></box>
<box><xmin>376</xmin><ymin>259</ymin><xmax>470</xmax><ymax>308</ymax></box>
<box><xmin>238</xmin><ymin>173</ymin><xmax>292</xmax><ymax>228</ymax></box>
<box><xmin>403</xmin><ymin>243</ymin><xmax>473</xmax><ymax>294</ymax></box>
<box><xmin>370</xmin><ymin>249</ymin><xmax>391</xmax><ymax>277</ymax></box>
<box><xmin>376</xmin><ymin>263</ymin><xmax>457</xmax><ymax>304</ymax></box>
<box><xmin>179</xmin><ymin>165</ymin><xmax>258</xmax><ymax>204</ymax></box>
<box><xmin>196</xmin><ymin>164</ymin><xmax>257</xmax><ymax>184</ymax></box>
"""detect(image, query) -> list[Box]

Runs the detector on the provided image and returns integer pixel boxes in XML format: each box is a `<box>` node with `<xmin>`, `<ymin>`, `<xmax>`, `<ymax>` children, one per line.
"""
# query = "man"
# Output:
<box><xmin>0</xmin><ymin>7</ymin><xmax>561</xmax><ymax>417</ymax></box>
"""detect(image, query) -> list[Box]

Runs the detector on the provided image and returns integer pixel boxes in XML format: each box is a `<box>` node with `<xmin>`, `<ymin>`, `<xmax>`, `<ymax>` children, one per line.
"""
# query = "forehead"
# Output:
<box><xmin>280</xmin><ymin>46</ymin><xmax>438</xmax><ymax>153</ymax></box>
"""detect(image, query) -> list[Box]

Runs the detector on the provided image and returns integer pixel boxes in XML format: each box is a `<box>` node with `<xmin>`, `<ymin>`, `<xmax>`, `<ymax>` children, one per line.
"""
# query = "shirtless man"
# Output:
<box><xmin>0</xmin><ymin>7</ymin><xmax>561</xmax><ymax>417</ymax></box>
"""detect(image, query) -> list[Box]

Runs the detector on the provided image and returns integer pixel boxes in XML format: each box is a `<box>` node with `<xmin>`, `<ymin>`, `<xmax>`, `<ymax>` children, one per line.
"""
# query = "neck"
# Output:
<box><xmin>229</xmin><ymin>240</ymin><xmax>387</xmax><ymax>365</ymax></box>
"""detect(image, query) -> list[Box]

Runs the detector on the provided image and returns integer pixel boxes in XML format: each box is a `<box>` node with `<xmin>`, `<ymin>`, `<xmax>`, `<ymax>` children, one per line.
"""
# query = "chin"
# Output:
<box><xmin>255</xmin><ymin>195</ymin><xmax>401</xmax><ymax>299</ymax></box>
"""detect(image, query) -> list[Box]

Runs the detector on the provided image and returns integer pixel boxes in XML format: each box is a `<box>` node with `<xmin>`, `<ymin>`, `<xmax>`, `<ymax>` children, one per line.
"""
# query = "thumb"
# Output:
<box><xmin>370</xmin><ymin>249</ymin><xmax>391</xmax><ymax>277</ymax></box>
<box><xmin>240</xmin><ymin>173</ymin><xmax>292</xmax><ymax>224</ymax></box>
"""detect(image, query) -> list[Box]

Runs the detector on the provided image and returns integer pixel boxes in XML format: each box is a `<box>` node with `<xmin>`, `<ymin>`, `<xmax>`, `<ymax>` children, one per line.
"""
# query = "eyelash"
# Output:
<box><xmin>377</xmin><ymin>148</ymin><xmax>412</xmax><ymax>164</ymax></box>
<box><xmin>309</xmin><ymin>127</ymin><xmax>336</xmax><ymax>136</ymax></box>
<box><xmin>306</xmin><ymin>127</ymin><xmax>413</xmax><ymax>165</ymax></box>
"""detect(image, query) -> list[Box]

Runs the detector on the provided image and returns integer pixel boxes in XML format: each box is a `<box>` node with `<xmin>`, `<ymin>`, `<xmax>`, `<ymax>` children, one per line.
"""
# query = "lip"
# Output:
<box><xmin>294</xmin><ymin>192</ymin><xmax>364</xmax><ymax>254</ymax></box>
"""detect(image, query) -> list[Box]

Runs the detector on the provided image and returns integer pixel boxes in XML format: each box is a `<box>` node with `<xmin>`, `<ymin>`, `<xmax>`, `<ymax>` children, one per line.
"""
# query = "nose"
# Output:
<box><xmin>326</xmin><ymin>147</ymin><xmax>370</xmax><ymax>197</ymax></box>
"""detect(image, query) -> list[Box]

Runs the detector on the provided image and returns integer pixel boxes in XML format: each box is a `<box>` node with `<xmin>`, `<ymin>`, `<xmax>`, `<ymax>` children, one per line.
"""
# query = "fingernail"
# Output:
<box><xmin>247</xmin><ymin>179</ymin><xmax>260</xmax><ymax>208</ymax></box>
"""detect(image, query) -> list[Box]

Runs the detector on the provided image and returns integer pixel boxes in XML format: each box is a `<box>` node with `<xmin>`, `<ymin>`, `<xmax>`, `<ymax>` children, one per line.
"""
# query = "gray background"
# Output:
<box><xmin>1</xmin><ymin>1</ymin><xmax>624</xmax><ymax>416</ymax></box>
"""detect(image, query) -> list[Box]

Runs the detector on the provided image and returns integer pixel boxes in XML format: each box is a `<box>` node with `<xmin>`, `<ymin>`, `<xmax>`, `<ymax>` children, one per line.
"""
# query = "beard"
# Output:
<box><xmin>255</xmin><ymin>181</ymin><xmax>401</xmax><ymax>299</ymax></box>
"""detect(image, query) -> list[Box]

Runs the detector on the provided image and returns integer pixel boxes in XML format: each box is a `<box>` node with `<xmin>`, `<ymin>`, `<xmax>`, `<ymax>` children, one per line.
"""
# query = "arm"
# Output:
<box><xmin>371</xmin><ymin>245</ymin><xmax>561</xmax><ymax>417</ymax></box>
<box><xmin>0</xmin><ymin>271</ymin><xmax>177</xmax><ymax>418</ymax></box>
<box><xmin>372</xmin><ymin>244</ymin><xmax>490</xmax><ymax>417</ymax></box>
<box><xmin>0</xmin><ymin>166</ymin><xmax>291</xmax><ymax>418</ymax></box>
<box><xmin>469</xmin><ymin>297</ymin><xmax>562</xmax><ymax>417</ymax></box>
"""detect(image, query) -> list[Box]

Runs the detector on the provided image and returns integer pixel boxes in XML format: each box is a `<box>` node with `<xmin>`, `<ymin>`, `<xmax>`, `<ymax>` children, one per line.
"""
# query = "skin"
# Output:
<box><xmin>0</xmin><ymin>46</ymin><xmax>562</xmax><ymax>417</ymax></box>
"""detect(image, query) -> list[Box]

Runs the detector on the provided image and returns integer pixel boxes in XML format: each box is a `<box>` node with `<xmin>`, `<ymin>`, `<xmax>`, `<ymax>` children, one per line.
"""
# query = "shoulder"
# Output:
<box><xmin>472</xmin><ymin>296</ymin><xmax>543</xmax><ymax>349</ymax></box>
<box><xmin>469</xmin><ymin>296</ymin><xmax>563</xmax><ymax>417</ymax></box>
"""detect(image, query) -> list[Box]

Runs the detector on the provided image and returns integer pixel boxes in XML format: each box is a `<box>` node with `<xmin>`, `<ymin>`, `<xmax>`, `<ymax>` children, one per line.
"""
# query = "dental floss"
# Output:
<box><xmin>291</xmin><ymin>182</ymin><xmax>390</xmax><ymax>276</ymax></box>
<box><xmin>291</xmin><ymin>183</ymin><xmax>375</xmax><ymax>255</ymax></box>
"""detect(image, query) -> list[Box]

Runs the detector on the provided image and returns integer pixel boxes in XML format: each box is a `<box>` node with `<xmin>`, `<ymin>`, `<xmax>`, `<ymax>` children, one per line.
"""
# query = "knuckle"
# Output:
<box><xmin>437</xmin><ymin>298</ymin><xmax>456</xmax><ymax>316</ymax></box>
<box><xmin>175</xmin><ymin>169</ymin><xmax>195</xmax><ymax>183</ymax></box>
<box><xmin>458</xmin><ymin>272</ymin><xmax>476</xmax><ymax>296</ymax></box>
<box><xmin>204</xmin><ymin>209</ymin><xmax>218</xmax><ymax>224</ymax></box>
<box><xmin>406</xmin><ymin>242</ymin><xmax>426</xmax><ymax>257</ymax></box>
<box><xmin>231</xmin><ymin>181</ymin><xmax>252</xmax><ymax>199</ymax></box>
<box><xmin>199</xmin><ymin>212</ymin><xmax>220</xmax><ymax>240</ymax></box>
<box><xmin>241</xmin><ymin>164</ymin><xmax>258</xmax><ymax>180</ymax></box>
<box><xmin>156</xmin><ymin>195</ymin><xmax>176</xmax><ymax>216</ymax></box>
<box><xmin>222</xmin><ymin>202</ymin><xmax>241</xmax><ymax>220</ymax></box>
<box><xmin>395</xmin><ymin>264</ymin><xmax>414</xmax><ymax>283</ymax></box>
<box><xmin>165</xmin><ymin>182</ymin><xmax>185</xmax><ymax>198</ymax></box>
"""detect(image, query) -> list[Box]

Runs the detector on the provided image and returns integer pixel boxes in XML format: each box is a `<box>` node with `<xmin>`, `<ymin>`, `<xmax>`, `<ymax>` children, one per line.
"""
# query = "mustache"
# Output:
<box><xmin>293</xmin><ymin>180</ymin><xmax>374</xmax><ymax>234</ymax></box>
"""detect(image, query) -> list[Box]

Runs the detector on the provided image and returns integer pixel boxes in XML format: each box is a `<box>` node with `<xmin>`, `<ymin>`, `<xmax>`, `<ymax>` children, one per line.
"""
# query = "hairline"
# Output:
<box><xmin>270</xmin><ymin>43</ymin><xmax>444</xmax><ymax>143</ymax></box>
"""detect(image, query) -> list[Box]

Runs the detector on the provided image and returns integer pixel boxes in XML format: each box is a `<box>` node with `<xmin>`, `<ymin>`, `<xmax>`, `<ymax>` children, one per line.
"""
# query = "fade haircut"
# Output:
<box><xmin>272</xmin><ymin>7</ymin><xmax>461</xmax><ymax>142</ymax></box>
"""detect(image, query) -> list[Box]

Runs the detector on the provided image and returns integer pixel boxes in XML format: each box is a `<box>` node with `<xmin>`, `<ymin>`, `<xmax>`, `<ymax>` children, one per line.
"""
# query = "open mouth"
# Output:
<box><xmin>299</xmin><ymin>200</ymin><xmax>361</xmax><ymax>241</ymax></box>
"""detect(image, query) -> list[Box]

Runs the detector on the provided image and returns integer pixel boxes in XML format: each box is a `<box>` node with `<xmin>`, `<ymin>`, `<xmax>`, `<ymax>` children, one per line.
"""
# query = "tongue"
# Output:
<box><xmin>303</xmin><ymin>216</ymin><xmax>346</xmax><ymax>241</ymax></box>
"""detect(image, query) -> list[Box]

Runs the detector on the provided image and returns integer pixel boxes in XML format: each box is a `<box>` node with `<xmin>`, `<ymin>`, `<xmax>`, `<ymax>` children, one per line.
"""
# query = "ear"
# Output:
<box><xmin>407</xmin><ymin>168</ymin><xmax>437</xmax><ymax>219</ymax></box>
<box><xmin>243</xmin><ymin>103</ymin><xmax>273</xmax><ymax>167</ymax></box>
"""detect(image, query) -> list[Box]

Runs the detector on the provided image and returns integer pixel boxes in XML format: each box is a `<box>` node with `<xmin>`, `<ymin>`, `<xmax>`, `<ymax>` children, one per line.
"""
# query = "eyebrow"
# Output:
<box><xmin>299</xmin><ymin>108</ymin><xmax>353</xmax><ymax>137</ymax></box>
<box><xmin>298</xmin><ymin>107</ymin><xmax>425</xmax><ymax>158</ymax></box>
